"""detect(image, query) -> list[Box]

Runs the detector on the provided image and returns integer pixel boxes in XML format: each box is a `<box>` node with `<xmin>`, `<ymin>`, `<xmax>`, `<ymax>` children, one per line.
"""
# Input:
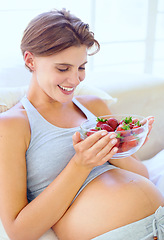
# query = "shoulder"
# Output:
<box><xmin>74</xmin><ymin>95</ymin><xmax>112</xmax><ymax>117</ymax></box>
<box><xmin>0</xmin><ymin>103</ymin><xmax>30</xmax><ymax>149</ymax></box>
<box><xmin>0</xmin><ymin>103</ymin><xmax>28</xmax><ymax>126</ymax></box>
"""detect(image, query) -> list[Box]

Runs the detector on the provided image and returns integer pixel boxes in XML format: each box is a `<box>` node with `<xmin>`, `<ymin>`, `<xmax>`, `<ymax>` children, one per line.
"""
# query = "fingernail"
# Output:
<box><xmin>111</xmin><ymin>139</ymin><xmax>117</xmax><ymax>145</ymax></box>
<box><xmin>113</xmin><ymin>147</ymin><xmax>118</xmax><ymax>152</ymax></box>
<box><xmin>101</xmin><ymin>131</ymin><xmax>108</xmax><ymax>136</ymax></box>
<box><xmin>109</xmin><ymin>133</ymin><xmax>116</xmax><ymax>139</ymax></box>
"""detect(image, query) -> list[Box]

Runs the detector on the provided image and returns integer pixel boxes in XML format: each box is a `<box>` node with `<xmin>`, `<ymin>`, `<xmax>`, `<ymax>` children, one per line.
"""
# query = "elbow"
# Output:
<box><xmin>5</xmin><ymin>225</ymin><xmax>39</xmax><ymax>240</ymax></box>
<box><xmin>139</xmin><ymin>165</ymin><xmax>149</xmax><ymax>179</ymax></box>
<box><xmin>8</xmin><ymin>233</ymin><xmax>38</xmax><ymax>240</ymax></box>
<box><xmin>144</xmin><ymin>167</ymin><xmax>149</xmax><ymax>179</ymax></box>
<box><xmin>142</xmin><ymin>162</ymin><xmax>149</xmax><ymax>179</ymax></box>
<box><xmin>7</xmin><ymin>232</ymin><xmax>31</xmax><ymax>240</ymax></box>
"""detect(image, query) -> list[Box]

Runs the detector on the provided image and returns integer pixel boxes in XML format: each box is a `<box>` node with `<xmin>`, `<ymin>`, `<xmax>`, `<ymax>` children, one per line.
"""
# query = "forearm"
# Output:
<box><xmin>108</xmin><ymin>155</ymin><xmax>149</xmax><ymax>178</ymax></box>
<box><xmin>9</xmin><ymin>159</ymin><xmax>91</xmax><ymax>240</ymax></box>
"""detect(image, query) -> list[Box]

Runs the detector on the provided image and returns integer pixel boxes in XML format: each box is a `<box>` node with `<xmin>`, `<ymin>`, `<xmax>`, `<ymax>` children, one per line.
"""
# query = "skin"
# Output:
<box><xmin>0</xmin><ymin>45</ymin><xmax>163</xmax><ymax>240</ymax></box>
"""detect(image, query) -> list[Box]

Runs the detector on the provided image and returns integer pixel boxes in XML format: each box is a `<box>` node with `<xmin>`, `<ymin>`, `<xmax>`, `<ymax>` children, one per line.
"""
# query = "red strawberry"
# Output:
<box><xmin>96</xmin><ymin>121</ymin><xmax>103</xmax><ymax>128</ymax></box>
<box><xmin>116</xmin><ymin>122</ymin><xmax>131</xmax><ymax>132</ymax></box>
<box><xmin>132</xmin><ymin>126</ymin><xmax>143</xmax><ymax>135</ymax></box>
<box><xmin>119</xmin><ymin>120</ymin><xmax>124</xmax><ymax>125</ymax></box>
<box><xmin>114</xmin><ymin>138</ymin><xmax>121</xmax><ymax>148</ymax></box>
<box><xmin>99</xmin><ymin>123</ymin><xmax>114</xmax><ymax>132</ymax></box>
<box><xmin>129</xmin><ymin>123</ymin><xmax>135</xmax><ymax>129</ymax></box>
<box><xmin>117</xmin><ymin>143</ymin><xmax>123</xmax><ymax>153</ymax></box>
<box><xmin>121</xmin><ymin>131</ymin><xmax>131</xmax><ymax>138</ymax></box>
<box><xmin>86</xmin><ymin>129</ymin><xmax>98</xmax><ymax>136</ymax></box>
<box><xmin>121</xmin><ymin>135</ymin><xmax>138</xmax><ymax>152</ymax></box>
<box><xmin>106</xmin><ymin>118</ymin><xmax>118</xmax><ymax>130</ymax></box>
<box><xmin>116</xmin><ymin>124</ymin><xmax>124</xmax><ymax>131</ymax></box>
<box><xmin>133</xmin><ymin>125</ymin><xmax>140</xmax><ymax>129</ymax></box>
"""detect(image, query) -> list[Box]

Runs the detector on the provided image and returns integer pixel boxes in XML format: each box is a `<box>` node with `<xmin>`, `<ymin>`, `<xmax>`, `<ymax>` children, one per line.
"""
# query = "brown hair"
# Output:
<box><xmin>21</xmin><ymin>9</ymin><xmax>100</xmax><ymax>60</ymax></box>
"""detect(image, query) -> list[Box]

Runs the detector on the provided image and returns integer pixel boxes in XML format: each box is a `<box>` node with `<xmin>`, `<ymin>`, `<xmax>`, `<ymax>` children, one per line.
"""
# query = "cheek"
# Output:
<box><xmin>36</xmin><ymin>72</ymin><xmax>47</xmax><ymax>86</ymax></box>
<box><xmin>36</xmin><ymin>71</ymin><xmax>53</xmax><ymax>92</ymax></box>
<box><xmin>36</xmin><ymin>68</ymin><xmax>55</xmax><ymax>85</ymax></box>
<box><xmin>51</xmin><ymin>73</ymin><xmax>65</xmax><ymax>86</ymax></box>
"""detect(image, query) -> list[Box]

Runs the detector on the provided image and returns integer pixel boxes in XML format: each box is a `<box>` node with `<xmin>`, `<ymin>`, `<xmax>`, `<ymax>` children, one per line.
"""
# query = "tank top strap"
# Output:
<box><xmin>20</xmin><ymin>96</ymin><xmax>40</xmax><ymax>118</ymax></box>
<box><xmin>72</xmin><ymin>97</ymin><xmax>95</xmax><ymax>120</ymax></box>
<box><xmin>20</xmin><ymin>96</ymin><xmax>46</xmax><ymax>130</ymax></box>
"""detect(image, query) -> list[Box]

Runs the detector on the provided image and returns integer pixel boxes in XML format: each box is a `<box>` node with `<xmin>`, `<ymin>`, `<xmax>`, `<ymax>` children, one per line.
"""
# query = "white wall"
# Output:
<box><xmin>0</xmin><ymin>0</ymin><xmax>163</xmax><ymax>81</ymax></box>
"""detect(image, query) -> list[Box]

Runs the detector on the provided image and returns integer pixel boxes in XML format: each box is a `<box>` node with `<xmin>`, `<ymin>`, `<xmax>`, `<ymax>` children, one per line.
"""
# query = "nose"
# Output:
<box><xmin>68</xmin><ymin>70</ymin><xmax>81</xmax><ymax>86</ymax></box>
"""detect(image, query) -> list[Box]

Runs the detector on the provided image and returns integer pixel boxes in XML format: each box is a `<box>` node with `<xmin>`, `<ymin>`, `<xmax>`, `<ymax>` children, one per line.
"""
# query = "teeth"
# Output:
<box><xmin>58</xmin><ymin>85</ymin><xmax>74</xmax><ymax>91</ymax></box>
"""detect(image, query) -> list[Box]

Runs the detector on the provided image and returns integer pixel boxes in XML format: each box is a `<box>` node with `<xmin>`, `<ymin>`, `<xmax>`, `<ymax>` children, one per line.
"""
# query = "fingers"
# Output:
<box><xmin>95</xmin><ymin>137</ymin><xmax>118</xmax><ymax>164</ymax></box>
<box><xmin>147</xmin><ymin>116</ymin><xmax>154</xmax><ymax>134</ymax></box>
<box><xmin>86</xmin><ymin>132</ymin><xmax>118</xmax><ymax>165</ymax></box>
<box><xmin>147</xmin><ymin>116</ymin><xmax>154</xmax><ymax>124</ymax></box>
<box><xmin>73</xmin><ymin>130</ymin><xmax>118</xmax><ymax>168</ymax></box>
<box><xmin>72</xmin><ymin>132</ymin><xmax>83</xmax><ymax>145</ymax></box>
<box><xmin>89</xmin><ymin>132</ymin><xmax>117</xmax><ymax>156</ymax></box>
<box><xmin>78</xmin><ymin>130</ymin><xmax>109</xmax><ymax>148</ymax></box>
<box><xmin>141</xmin><ymin>116</ymin><xmax>154</xmax><ymax>146</ymax></box>
<box><xmin>141</xmin><ymin>116</ymin><xmax>154</xmax><ymax>126</ymax></box>
<box><xmin>98</xmin><ymin>147</ymin><xmax>118</xmax><ymax>165</ymax></box>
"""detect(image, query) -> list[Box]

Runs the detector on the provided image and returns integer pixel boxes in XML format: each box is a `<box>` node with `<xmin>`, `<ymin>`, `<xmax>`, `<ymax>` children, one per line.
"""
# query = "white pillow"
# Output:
<box><xmin>0</xmin><ymin>85</ymin><xmax>28</xmax><ymax>113</ymax></box>
<box><xmin>0</xmin><ymin>83</ymin><xmax>117</xmax><ymax>113</ymax></box>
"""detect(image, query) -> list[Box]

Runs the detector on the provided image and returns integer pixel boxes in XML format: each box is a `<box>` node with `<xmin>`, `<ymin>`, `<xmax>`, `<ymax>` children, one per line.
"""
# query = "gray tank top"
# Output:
<box><xmin>21</xmin><ymin>96</ymin><xmax>117</xmax><ymax>202</ymax></box>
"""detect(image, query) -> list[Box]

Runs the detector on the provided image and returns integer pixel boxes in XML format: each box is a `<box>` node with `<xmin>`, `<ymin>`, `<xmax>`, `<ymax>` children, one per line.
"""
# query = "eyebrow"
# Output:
<box><xmin>55</xmin><ymin>61</ymin><xmax>88</xmax><ymax>66</ymax></box>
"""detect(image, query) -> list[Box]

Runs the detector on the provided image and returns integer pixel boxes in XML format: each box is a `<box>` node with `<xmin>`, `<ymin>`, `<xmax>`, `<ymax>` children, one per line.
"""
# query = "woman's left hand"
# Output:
<box><xmin>142</xmin><ymin>116</ymin><xmax>154</xmax><ymax>145</ymax></box>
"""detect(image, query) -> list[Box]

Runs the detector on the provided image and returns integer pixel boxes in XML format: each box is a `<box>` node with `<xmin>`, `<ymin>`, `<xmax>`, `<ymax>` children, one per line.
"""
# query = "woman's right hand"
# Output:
<box><xmin>72</xmin><ymin>131</ymin><xmax>118</xmax><ymax>170</ymax></box>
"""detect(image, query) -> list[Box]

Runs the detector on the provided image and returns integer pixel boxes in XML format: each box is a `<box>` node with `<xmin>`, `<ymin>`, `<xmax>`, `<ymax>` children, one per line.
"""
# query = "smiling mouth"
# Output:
<box><xmin>58</xmin><ymin>85</ymin><xmax>74</xmax><ymax>92</ymax></box>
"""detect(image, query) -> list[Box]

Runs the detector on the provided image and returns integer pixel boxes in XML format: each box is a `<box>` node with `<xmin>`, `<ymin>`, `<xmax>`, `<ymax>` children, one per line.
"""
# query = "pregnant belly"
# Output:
<box><xmin>53</xmin><ymin>168</ymin><xmax>164</xmax><ymax>240</ymax></box>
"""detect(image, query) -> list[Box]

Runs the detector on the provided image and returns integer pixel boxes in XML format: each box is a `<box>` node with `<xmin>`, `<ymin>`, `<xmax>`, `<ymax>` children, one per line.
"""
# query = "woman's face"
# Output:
<box><xmin>31</xmin><ymin>45</ymin><xmax>88</xmax><ymax>103</ymax></box>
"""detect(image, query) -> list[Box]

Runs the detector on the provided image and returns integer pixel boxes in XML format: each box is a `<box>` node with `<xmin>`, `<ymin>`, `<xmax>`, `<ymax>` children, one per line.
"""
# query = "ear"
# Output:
<box><xmin>24</xmin><ymin>51</ymin><xmax>35</xmax><ymax>72</ymax></box>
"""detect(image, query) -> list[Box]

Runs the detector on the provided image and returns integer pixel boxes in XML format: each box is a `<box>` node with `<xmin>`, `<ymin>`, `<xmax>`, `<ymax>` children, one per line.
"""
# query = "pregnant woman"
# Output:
<box><xmin>0</xmin><ymin>9</ymin><xmax>164</xmax><ymax>240</ymax></box>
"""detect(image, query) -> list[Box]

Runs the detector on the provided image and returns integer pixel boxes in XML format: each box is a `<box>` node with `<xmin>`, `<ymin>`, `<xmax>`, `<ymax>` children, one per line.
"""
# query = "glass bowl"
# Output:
<box><xmin>80</xmin><ymin>114</ymin><xmax>149</xmax><ymax>159</ymax></box>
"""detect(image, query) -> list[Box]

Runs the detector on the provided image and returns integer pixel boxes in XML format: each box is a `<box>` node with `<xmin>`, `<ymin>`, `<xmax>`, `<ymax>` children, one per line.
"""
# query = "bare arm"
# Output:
<box><xmin>108</xmin><ymin>155</ymin><xmax>149</xmax><ymax>178</ymax></box>
<box><xmin>0</xmin><ymin>110</ymin><xmax>117</xmax><ymax>240</ymax></box>
<box><xmin>0</xmin><ymin>114</ymin><xmax>90</xmax><ymax>240</ymax></box>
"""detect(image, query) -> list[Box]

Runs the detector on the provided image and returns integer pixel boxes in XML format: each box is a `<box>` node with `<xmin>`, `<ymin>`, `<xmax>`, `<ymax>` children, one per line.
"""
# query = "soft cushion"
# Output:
<box><xmin>0</xmin><ymin>82</ymin><xmax>117</xmax><ymax>113</ymax></box>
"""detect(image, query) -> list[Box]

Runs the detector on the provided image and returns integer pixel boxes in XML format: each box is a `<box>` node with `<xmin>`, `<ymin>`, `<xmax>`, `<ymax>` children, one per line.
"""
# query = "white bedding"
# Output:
<box><xmin>143</xmin><ymin>150</ymin><xmax>164</xmax><ymax>196</ymax></box>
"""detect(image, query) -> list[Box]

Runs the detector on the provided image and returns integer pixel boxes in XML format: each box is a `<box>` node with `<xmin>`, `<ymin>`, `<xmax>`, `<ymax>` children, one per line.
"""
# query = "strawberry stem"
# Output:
<box><xmin>116</xmin><ymin>133</ymin><xmax>124</xmax><ymax>139</ymax></box>
<box><xmin>96</xmin><ymin>117</ymin><xmax>107</xmax><ymax>122</ymax></box>
<box><xmin>123</xmin><ymin>116</ymin><xmax>132</xmax><ymax>124</ymax></box>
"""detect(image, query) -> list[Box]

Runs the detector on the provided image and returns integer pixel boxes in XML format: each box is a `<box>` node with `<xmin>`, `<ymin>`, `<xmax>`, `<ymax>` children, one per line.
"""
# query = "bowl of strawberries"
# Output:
<box><xmin>80</xmin><ymin>115</ymin><xmax>149</xmax><ymax>159</ymax></box>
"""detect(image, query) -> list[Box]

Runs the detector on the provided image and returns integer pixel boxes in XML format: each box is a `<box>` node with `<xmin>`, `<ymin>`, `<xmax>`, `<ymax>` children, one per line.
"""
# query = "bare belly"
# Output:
<box><xmin>53</xmin><ymin>169</ymin><xmax>164</xmax><ymax>240</ymax></box>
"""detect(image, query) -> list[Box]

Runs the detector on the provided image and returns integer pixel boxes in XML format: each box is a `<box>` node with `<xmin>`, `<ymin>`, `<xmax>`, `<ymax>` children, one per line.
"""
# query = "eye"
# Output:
<box><xmin>79</xmin><ymin>66</ymin><xmax>85</xmax><ymax>71</ymax></box>
<box><xmin>57</xmin><ymin>68</ymin><xmax>69</xmax><ymax>72</ymax></box>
